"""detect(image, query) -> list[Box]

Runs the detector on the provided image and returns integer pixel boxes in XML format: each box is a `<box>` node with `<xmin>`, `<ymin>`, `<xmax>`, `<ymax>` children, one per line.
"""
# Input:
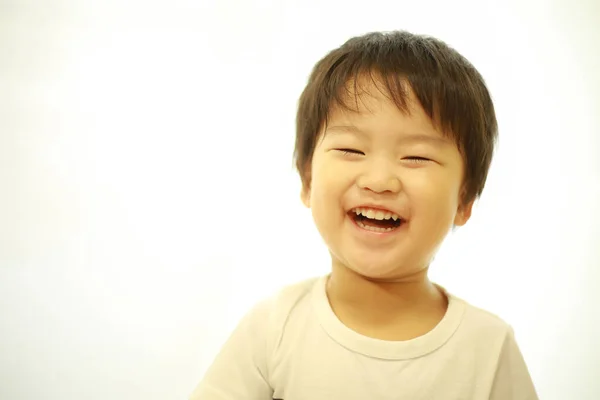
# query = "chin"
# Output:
<box><xmin>341</xmin><ymin>253</ymin><xmax>428</xmax><ymax>281</ymax></box>
<box><xmin>347</xmin><ymin>262</ymin><xmax>404</xmax><ymax>280</ymax></box>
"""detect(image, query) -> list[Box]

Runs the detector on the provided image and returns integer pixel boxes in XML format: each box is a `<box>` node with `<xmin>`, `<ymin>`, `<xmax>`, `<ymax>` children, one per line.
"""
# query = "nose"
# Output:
<box><xmin>356</xmin><ymin>160</ymin><xmax>401</xmax><ymax>194</ymax></box>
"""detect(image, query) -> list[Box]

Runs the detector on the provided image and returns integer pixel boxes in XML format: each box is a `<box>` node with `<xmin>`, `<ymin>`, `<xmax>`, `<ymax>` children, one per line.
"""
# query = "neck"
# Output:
<box><xmin>326</xmin><ymin>261</ymin><xmax>446</xmax><ymax>326</ymax></box>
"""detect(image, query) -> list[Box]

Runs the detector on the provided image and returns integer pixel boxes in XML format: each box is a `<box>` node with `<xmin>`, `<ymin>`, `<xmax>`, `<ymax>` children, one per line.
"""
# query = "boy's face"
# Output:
<box><xmin>301</xmin><ymin>83</ymin><xmax>473</xmax><ymax>280</ymax></box>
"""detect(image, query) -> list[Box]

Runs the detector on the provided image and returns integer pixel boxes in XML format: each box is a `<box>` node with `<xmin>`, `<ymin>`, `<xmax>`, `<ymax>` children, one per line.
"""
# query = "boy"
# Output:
<box><xmin>191</xmin><ymin>30</ymin><xmax>538</xmax><ymax>399</ymax></box>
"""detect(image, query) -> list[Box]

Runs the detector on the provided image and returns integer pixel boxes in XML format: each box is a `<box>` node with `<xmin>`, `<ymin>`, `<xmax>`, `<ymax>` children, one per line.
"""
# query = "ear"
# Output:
<box><xmin>453</xmin><ymin>185</ymin><xmax>474</xmax><ymax>227</ymax></box>
<box><xmin>300</xmin><ymin>184</ymin><xmax>311</xmax><ymax>208</ymax></box>
<box><xmin>454</xmin><ymin>200</ymin><xmax>475</xmax><ymax>226</ymax></box>
<box><xmin>299</xmin><ymin>162</ymin><xmax>312</xmax><ymax>208</ymax></box>
<box><xmin>453</xmin><ymin>199</ymin><xmax>474</xmax><ymax>227</ymax></box>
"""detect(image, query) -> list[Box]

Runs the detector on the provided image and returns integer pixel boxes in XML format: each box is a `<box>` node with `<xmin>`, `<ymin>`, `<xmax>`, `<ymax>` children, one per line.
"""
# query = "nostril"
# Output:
<box><xmin>358</xmin><ymin>176</ymin><xmax>402</xmax><ymax>194</ymax></box>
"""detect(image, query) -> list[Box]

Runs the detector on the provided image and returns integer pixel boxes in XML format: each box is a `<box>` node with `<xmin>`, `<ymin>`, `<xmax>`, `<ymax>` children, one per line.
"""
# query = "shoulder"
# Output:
<box><xmin>262</xmin><ymin>276</ymin><xmax>320</xmax><ymax>328</ymax></box>
<box><xmin>461</xmin><ymin>300</ymin><xmax>512</xmax><ymax>333</ymax></box>
<box><xmin>271</xmin><ymin>276</ymin><xmax>320</xmax><ymax>310</ymax></box>
<box><xmin>449</xmin><ymin>294</ymin><xmax>515</xmax><ymax>351</ymax></box>
<box><xmin>245</xmin><ymin>276</ymin><xmax>321</xmax><ymax>329</ymax></box>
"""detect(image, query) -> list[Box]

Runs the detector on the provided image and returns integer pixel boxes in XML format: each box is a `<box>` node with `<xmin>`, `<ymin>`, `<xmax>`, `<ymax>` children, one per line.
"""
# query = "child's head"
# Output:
<box><xmin>294</xmin><ymin>31</ymin><xmax>497</xmax><ymax>279</ymax></box>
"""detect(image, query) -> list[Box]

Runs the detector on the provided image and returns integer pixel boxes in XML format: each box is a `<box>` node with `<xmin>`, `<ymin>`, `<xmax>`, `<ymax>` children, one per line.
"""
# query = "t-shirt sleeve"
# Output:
<box><xmin>489</xmin><ymin>327</ymin><xmax>538</xmax><ymax>400</ymax></box>
<box><xmin>189</xmin><ymin>299</ymin><xmax>274</xmax><ymax>400</ymax></box>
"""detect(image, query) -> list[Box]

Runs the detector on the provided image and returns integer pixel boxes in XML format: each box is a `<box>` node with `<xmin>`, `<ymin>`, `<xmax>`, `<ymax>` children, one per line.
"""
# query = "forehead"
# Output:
<box><xmin>324</xmin><ymin>81</ymin><xmax>447</xmax><ymax>143</ymax></box>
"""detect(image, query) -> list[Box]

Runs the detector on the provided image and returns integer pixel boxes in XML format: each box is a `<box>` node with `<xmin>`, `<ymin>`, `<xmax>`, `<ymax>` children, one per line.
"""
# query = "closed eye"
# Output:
<box><xmin>404</xmin><ymin>156</ymin><xmax>431</xmax><ymax>163</ymax></box>
<box><xmin>336</xmin><ymin>148</ymin><xmax>365</xmax><ymax>156</ymax></box>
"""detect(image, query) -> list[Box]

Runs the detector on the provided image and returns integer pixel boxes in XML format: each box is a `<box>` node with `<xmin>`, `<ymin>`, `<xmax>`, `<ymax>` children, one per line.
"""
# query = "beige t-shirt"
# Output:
<box><xmin>191</xmin><ymin>276</ymin><xmax>538</xmax><ymax>399</ymax></box>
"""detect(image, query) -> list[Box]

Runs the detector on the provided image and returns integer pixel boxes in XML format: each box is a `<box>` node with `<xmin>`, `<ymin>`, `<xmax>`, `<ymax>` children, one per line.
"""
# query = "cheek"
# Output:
<box><xmin>308</xmin><ymin>158</ymin><xmax>332</xmax><ymax>206</ymax></box>
<box><xmin>310</xmin><ymin>177</ymin><xmax>340</xmax><ymax>211</ymax></box>
<box><xmin>311</xmin><ymin>155</ymin><xmax>350</xmax><ymax>193</ymax></box>
<box><xmin>309</xmin><ymin>157</ymin><xmax>355</xmax><ymax>221</ymax></box>
<box><xmin>406</xmin><ymin>173</ymin><xmax>460</xmax><ymax>217</ymax></box>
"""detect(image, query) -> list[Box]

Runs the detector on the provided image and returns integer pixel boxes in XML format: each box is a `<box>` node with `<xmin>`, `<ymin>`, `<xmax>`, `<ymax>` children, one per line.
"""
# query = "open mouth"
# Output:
<box><xmin>349</xmin><ymin>207</ymin><xmax>404</xmax><ymax>233</ymax></box>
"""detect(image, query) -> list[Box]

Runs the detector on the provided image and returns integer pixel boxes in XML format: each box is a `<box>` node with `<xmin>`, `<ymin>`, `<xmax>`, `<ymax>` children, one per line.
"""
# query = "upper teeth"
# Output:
<box><xmin>353</xmin><ymin>208</ymin><xmax>400</xmax><ymax>221</ymax></box>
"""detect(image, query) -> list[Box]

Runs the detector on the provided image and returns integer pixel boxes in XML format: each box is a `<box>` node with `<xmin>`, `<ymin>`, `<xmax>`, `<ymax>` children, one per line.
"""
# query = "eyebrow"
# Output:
<box><xmin>325</xmin><ymin>125</ymin><xmax>451</xmax><ymax>146</ymax></box>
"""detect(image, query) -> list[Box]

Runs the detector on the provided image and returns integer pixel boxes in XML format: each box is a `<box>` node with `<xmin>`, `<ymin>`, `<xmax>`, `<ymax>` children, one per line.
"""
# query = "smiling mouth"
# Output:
<box><xmin>349</xmin><ymin>208</ymin><xmax>404</xmax><ymax>232</ymax></box>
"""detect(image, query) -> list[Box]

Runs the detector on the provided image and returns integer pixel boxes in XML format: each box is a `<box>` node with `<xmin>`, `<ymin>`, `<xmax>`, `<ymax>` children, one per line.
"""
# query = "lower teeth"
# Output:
<box><xmin>356</xmin><ymin>220</ymin><xmax>397</xmax><ymax>232</ymax></box>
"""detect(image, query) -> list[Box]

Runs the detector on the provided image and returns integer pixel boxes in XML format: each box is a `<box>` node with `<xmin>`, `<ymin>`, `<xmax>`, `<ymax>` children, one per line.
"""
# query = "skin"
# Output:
<box><xmin>301</xmin><ymin>81</ymin><xmax>474</xmax><ymax>340</ymax></box>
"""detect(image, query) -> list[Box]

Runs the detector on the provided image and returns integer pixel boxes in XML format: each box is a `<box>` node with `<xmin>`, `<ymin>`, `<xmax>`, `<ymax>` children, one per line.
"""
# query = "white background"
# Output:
<box><xmin>1</xmin><ymin>0</ymin><xmax>599</xmax><ymax>399</ymax></box>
